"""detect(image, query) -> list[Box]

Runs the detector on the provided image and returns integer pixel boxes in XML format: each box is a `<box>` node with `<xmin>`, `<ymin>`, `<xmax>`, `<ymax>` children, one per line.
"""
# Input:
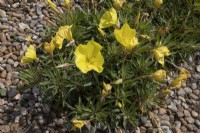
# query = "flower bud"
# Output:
<box><xmin>154</xmin><ymin>0</ymin><xmax>163</xmax><ymax>8</ymax></box>
<box><xmin>116</xmin><ymin>102</ymin><xmax>123</xmax><ymax>108</ymax></box>
<box><xmin>114</xmin><ymin>79</ymin><xmax>123</xmax><ymax>85</ymax></box>
<box><xmin>98</xmin><ymin>28</ymin><xmax>105</xmax><ymax>37</ymax></box>
<box><xmin>113</xmin><ymin>0</ymin><xmax>126</xmax><ymax>9</ymax></box>
<box><xmin>64</xmin><ymin>0</ymin><xmax>71</xmax><ymax>7</ymax></box>
<box><xmin>153</xmin><ymin>70</ymin><xmax>166</xmax><ymax>81</ymax></box>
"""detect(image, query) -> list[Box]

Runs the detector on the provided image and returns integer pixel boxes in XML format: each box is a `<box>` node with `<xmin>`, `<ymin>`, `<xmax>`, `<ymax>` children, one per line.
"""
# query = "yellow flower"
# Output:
<box><xmin>116</xmin><ymin>102</ymin><xmax>123</xmax><ymax>108</ymax></box>
<box><xmin>57</xmin><ymin>25</ymin><xmax>73</xmax><ymax>42</ymax></box>
<box><xmin>113</xmin><ymin>0</ymin><xmax>126</xmax><ymax>9</ymax></box>
<box><xmin>114</xmin><ymin>23</ymin><xmax>139</xmax><ymax>52</ymax></box>
<box><xmin>102</xmin><ymin>82</ymin><xmax>112</xmax><ymax>97</ymax></box>
<box><xmin>21</xmin><ymin>45</ymin><xmax>37</xmax><ymax>63</ymax></box>
<box><xmin>153</xmin><ymin>46</ymin><xmax>170</xmax><ymax>66</ymax></box>
<box><xmin>64</xmin><ymin>0</ymin><xmax>71</xmax><ymax>7</ymax></box>
<box><xmin>98</xmin><ymin>28</ymin><xmax>105</xmax><ymax>37</ymax></box>
<box><xmin>52</xmin><ymin>34</ymin><xmax>64</xmax><ymax>49</ymax></box>
<box><xmin>171</xmin><ymin>68</ymin><xmax>189</xmax><ymax>88</ymax></box>
<box><xmin>99</xmin><ymin>8</ymin><xmax>118</xmax><ymax>29</ymax></box>
<box><xmin>154</xmin><ymin>0</ymin><xmax>163</xmax><ymax>8</ymax></box>
<box><xmin>114</xmin><ymin>79</ymin><xmax>123</xmax><ymax>85</ymax></box>
<box><xmin>44</xmin><ymin>41</ymin><xmax>55</xmax><ymax>56</ymax></box>
<box><xmin>46</xmin><ymin>0</ymin><xmax>57</xmax><ymax>10</ymax></box>
<box><xmin>171</xmin><ymin>74</ymin><xmax>187</xmax><ymax>88</ymax></box>
<box><xmin>74</xmin><ymin>40</ymin><xmax>104</xmax><ymax>73</ymax></box>
<box><xmin>71</xmin><ymin>119</ymin><xmax>85</xmax><ymax>131</ymax></box>
<box><xmin>152</xmin><ymin>70</ymin><xmax>166</xmax><ymax>81</ymax></box>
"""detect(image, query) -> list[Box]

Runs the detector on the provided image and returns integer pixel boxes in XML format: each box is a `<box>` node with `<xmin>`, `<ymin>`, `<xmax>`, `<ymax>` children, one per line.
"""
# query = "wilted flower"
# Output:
<box><xmin>44</xmin><ymin>41</ymin><xmax>55</xmax><ymax>56</ymax></box>
<box><xmin>46</xmin><ymin>0</ymin><xmax>57</xmax><ymax>11</ymax></box>
<box><xmin>113</xmin><ymin>0</ymin><xmax>126</xmax><ymax>9</ymax></box>
<box><xmin>152</xmin><ymin>70</ymin><xmax>166</xmax><ymax>81</ymax></box>
<box><xmin>171</xmin><ymin>68</ymin><xmax>190</xmax><ymax>88</ymax></box>
<box><xmin>21</xmin><ymin>45</ymin><xmax>37</xmax><ymax>63</ymax></box>
<box><xmin>102</xmin><ymin>82</ymin><xmax>112</xmax><ymax>97</ymax></box>
<box><xmin>154</xmin><ymin>0</ymin><xmax>163</xmax><ymax>8</ymax></box>
<box><xmin>98</xmin><ymin>28</ymin><xmax>105</xmax><ymax>37</ymax></box>
<box><xmin>71</xmin><ymin>119</ymin><xmax>85</xmax><ymax>131</ymax></box>
<box><xmin>64</xmin><ymin>0</ymin><xmax>71</xmax><ymax>7</ymax></box>
<box><xmin>57</xmin><ymin>25</ymin><xmax>73</xmax><ymax>42</ymax></box>
<box><xmin>114</xmin><ymin>23</ymin><xmax>139</xmax><ymax>52</ymax></box>
<box><xmin>99</xmin><ymin>8</ymin><xmax>118</xmax><ymax>29</ymax></box>
<box><xmin>52</xmin><ymin>34</ymin><xmax>64</xmax><ymax>49</ymax></box>
<box><xmin>74</xmin><ymin>40</ymin><xmax>104</xmax><ymax>73</ymax></box>
<box><xmin>153</xmin><ymin>46</ymin><xmax>170</xmax><ymax>66</ymax></box>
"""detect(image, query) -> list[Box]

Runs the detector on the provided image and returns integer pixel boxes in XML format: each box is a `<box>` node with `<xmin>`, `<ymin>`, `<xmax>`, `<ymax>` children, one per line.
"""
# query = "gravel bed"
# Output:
<box><xmin>0</xmin><ymin>0</ymin><xmax>200</xmax><ymax>133</ymax></box>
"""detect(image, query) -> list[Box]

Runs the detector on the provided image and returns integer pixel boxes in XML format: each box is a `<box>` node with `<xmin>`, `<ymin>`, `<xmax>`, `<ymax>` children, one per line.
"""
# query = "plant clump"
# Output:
<box><xmin>20</xmin><ymin>0</ymin><xmax>200</xmax><ymax>132</ymax></box>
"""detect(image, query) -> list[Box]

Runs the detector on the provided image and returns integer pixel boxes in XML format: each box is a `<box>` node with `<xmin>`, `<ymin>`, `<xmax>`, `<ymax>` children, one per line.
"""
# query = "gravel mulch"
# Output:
<box><xmin>0</xmin><ymin>0</ymin><xmax>200</xmax><ymax>133</ymax></box>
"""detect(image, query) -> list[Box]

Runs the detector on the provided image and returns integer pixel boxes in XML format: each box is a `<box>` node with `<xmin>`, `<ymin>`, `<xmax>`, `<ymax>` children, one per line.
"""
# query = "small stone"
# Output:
<box><xmin>0</xmin><ymin>98</ymin><xmax>4</xmax><ymax>105</ymax></box>
<box><xmin>159</xmin><ymin>108</ymin><xmax>167</xmax><ymax>115</ymax></box>
<box><xmin>32</xmin><ymin>87</ymin><xmax>40</xmax><ymax>96</ymax></box>
<box><xmin>8</xmin><ymin>88</ymin><xmax>19</xmax><ymax>98</ymax></box>
<box><xmin>196</xmin><ymin>65</ymin><xmax>200</xmax><ymax>72</ymax></box>
<box><xmin>171</xmin><ymin>127</ymin><xmax>182</xmax><ymax>133</ymax></box>
<box><xmin>0</xmin><ymin>9</ymin><xmax>6</xmax><ymax>18</ymax></box>
<box><xmin>6</xmin><ymin>64</ymin><xmax>13</xmax><ymax>72</ymax></box>
<box><xmin>13</xmin><ymin>62</ymin><xmax>19</xmax><ymax>67</ymax></box>
<box><xmin>195</xmin><ymin>120</ymin><xmax>200</xmax><ymax>127</ymax></box>
<box><xmin>177</xmin><ymin>89</ymin><xmax>185</xmax><ymax>97</ymax></box>
<box><xmin>13</xmin><ymin>93</ymin><xmax>21</xmax><ymax>100</ymax></box>
<box><xmin>161</xmin><ymin>120</ymin><xmax>171</xmax><ymax>126</ymax></box>
<box><xmin>140</xmin><ymin>126</ymin><xmax>146</xmax><ymax>133</ymax></box>
<box><xmin>174</xmin><ymin>121</ymin><xmax>181</xmax><ymax>128</ymax></box>
<box><xmin>186</xmin><ymin>124</ymin><xmax>194</xmax><ymax>131</ymax></box>
<box><xmin>20</xmin><ymin>108</ymin><xmax>27</xmax><ymax>116</ymax></box>
<box><xmin>168</xmin><ymin>102</ymin><xmax>177</xmax><ymax>112</ymax></box>
<box><xmin>0</xmin><ymin>125</ymin><xmax>10</xmax><ymax>132</ymax></box>
<box><xmin>19</xmin><ymin>22</ymin><xmax>30</xmax><ymax>30</ymax></box>
<box><xmin>0</xmin><ymin>33</ymin><xmax>7</xmax><ymax>42</ymax></box>
<box><xmin>22</xmin><ymin>45</ymin><xmax>27</xmax><ymax>51</ymax></box>
<box><xmin>140</xmin><ymin>117</ymin><xmax>147</xmax><ymax>125</ymax></box>
<box><xmin>56</xmin><ymin>118</ymin><xmax>64</xmax><ymax>126</ymax></box>
<box><xmin>180</xmin><ymin>126</ymin><xmax>187</xmax><ymax>132</ymax></box>
<box><xmin>185</xmin><ymin>117</ymin><xmax>194</xmax><ymax>124</ymax></box>
<box><xmin>189</xmin><ymin>93</ymin><xmax>198</xmax><ymax>100</ymax></box>
<box><xmin>182</xmin><ymin>102</ymin><xmax>189</xmax><ymax>109</ymax></box>
<box><xmin>184</xmin><ymin>110</ymin><xmax>191</xmax><ymax>117</ymax></box>
<box><xmin>144</xmin><ymin>120</ymin><xmax>152</xmax><ymax>128</ymax></box>
<box><xmin>17</xmin><ymin>36</ymin><xmax>25</xmax><ymax>42</ymax></box>
<box><xmin>7</xmin><ymin>59</ymin><xmax>14</xmax><ymax>65</ymax></box>
<box><xmin>1</xmin><ymin>70</ymin><xmax>7</xmax><ymax>78</ymax></box>
<box><xmin>191</xmin><ymin>83</ymin><xmax>197</xmax><ymax>89</ymax></box>
<box><xmin>184</xmin><ymin>87</ymin><xmax>192</xmax><ymax>93</ymax></box>
<box><xmin>161</xmin><ymin>126</ymin><xmax>171</xmax><ymax>133</ymax></box>
<box><xmin>180</xmin><ymin>118</ymin><xmax>187</xmax><ymax>126</ymax></box>
<box><xmin>191</xmin><ymin>111</ymin><xmax>198</xmax><ymax>118</ymax></box>
<box><xmin>43</xmin><ymin>104</ymin><xmax>50</xmax><ymax>114</ymax></box>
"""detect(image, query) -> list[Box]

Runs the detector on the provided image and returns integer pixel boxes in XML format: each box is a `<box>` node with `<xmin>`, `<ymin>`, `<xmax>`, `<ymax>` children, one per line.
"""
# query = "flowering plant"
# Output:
<box><xmin>20</xmin><ymin>0</ymin><xmax>200</xmax><ymax>132</ymax></box>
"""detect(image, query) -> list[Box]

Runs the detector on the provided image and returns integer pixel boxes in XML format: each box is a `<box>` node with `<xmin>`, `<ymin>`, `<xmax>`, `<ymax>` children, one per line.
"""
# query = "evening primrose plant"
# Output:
<box><xmin>20</xmin><ymin>0</ymin><xmax>200</xmax><ymax>132</ymax></box>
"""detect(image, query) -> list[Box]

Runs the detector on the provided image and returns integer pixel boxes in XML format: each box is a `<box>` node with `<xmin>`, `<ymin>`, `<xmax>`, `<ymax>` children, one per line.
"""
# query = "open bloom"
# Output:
<box><xmin>74</xmin><ymin>40</ymin><xmax>104</xmax><ymax>73</ymax></box>
<box><xmin>114</xmin><ymin>23</ymin><xmax>139</xmax><ymax>52</ymax></box>
<box><xmin>152</xmin><ymin>70</ymin><xmax>166</xmax><ymax>81</ymax></box>
<box><xmin>113</xmin><ymin>0</ymin><xmax>126</xmax><ymax>9</ymax></box>
<box><xmin>57</xmin><ymin>25</ymin><xmax>73</xmax><ymax>42</ymax></box>
<box><xmin>21</xmin><ymin>45</ymin><xmax>37</xmax><ymax>63</ymax></box>
<box><xmin>71</xmin><ymin>119</ymin><xmax>85</xmax><ymax>131</ymax></box>
<box><xmin>99</xmin><ymin>8</ymin><xmax>118</xmax><ymax>29</ymax></box>
<box><xmin>153</xmin><ymin>46</ymin><xmax>170</xmax><ymax>66</ymax></box>
<box><xmin>44</xmin><ymin>41</ymin><xmax>55</xmax><ymax>56</ymax></box>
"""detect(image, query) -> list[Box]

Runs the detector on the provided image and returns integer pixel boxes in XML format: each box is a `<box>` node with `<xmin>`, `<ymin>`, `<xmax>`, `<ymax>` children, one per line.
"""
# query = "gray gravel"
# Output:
<box><xmin>0</xmin><ymin>0</ymin><xmax>200</xmax><ymax>133</ymax></box>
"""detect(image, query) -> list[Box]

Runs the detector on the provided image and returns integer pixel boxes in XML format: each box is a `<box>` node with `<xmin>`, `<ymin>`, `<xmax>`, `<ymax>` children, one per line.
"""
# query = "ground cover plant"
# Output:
<box><xmin>19</xmin><ymin>0</ymin><xmax>200</xmax><ymax>132</ymax></box>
